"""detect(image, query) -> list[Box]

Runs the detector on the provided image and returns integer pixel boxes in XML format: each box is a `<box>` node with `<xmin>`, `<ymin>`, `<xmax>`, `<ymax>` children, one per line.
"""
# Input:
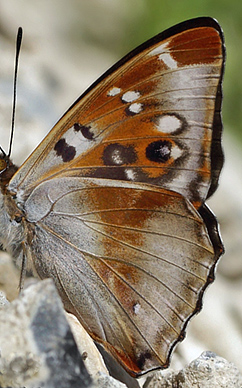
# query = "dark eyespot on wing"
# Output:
<box><xmin>54</xmin><ymin>138</ymin><xmax>76</xmax><ymax>162</ymax></box>
<box><xmin>74</xmin><ymin>123</ymin><xmax>95</xmax><ymax>140</ymax></box>
<box><xmin>102</xmin><ymin>143</ymin><xmax>137</xmax><ymax>166</ymax></box>
<box><xmin>146</xmin><ymin>140</ymin><xmax>172</xmax><ymax>163</ymax></box>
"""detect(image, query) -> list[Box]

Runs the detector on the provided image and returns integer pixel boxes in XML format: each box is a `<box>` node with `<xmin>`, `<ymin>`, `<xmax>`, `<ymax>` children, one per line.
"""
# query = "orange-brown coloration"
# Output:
<box><xmin>168</xmin><ymin>27</ymin><xmax>222</xmax><ymax>66</ymax></box>
<box><xmin>1</xmin><ymin>18</ymin><xmax>224</xmax><ymax>378</ymax></box>
<box><xmin>109</xmin><ymin>347</ymin><xmax>143</xmax><ymax>377</ymax></box>
<box><xmin>74</xmin><ymin>138</ymin><xmax>177</xmax><ymax>169</ymax></box>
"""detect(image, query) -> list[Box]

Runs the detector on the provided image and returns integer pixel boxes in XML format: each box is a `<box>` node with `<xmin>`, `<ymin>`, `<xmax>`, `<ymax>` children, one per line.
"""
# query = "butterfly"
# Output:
<box><xmin>0</xmin><ymin>17</ymin><xmax>225</xmax><ymax>377</ymax></box>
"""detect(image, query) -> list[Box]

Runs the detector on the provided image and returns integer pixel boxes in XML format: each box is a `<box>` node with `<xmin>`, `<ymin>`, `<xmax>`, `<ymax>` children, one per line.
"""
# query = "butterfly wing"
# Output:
<box><xmin>10</xmin><ymin>17</ymin><xmax>224</xmax><ymax>210</ymax></box>
<box><xmin>24</xmin><ymin>176</ymin><xmax>222</xmax><ymax>376</ymax></box>
<box><xmin>7</xmin><ymin>17</ymin><xmax>225</xmax><ymax>376</ymax></box>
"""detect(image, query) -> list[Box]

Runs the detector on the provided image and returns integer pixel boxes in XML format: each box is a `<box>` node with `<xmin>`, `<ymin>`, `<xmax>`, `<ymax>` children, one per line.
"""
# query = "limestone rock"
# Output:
<box><xmin>0</xmin><ymin>279</ymin><xmax>92</xmax><ymax>388</ymax></box>
<box><xmin>0</xmin><ymin>252</ymin><xmax>19</xmax><ymax>301</ymax></box>
<box><xmin>144</xmin><ymin>351</ymin><xmax>242</xmax><ymax>388</ymax></box>
<box><xmin>66</xmin><ymin>312</ymin><xmax>109</xmax><ymax>378</ymax></box>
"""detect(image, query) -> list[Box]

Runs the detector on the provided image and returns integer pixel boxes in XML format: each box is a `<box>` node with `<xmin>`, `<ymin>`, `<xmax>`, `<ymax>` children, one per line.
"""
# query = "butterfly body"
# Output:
<box><xmin>0</xmin><ymin>17</ymin><xmax>225</xmax><ymax>376</ymax></box>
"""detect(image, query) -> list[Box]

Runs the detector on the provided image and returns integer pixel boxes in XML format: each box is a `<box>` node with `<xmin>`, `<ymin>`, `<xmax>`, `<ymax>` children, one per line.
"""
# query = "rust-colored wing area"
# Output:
<box><xmin>10</xmin><ymin>18</ymin><xmax>224</xmax><ymax>209</ymax></box>
<box><xmin>8</xmin><ymin>18</ymin><xmax>225</xmax><ymax>377</ymax></box>
<box><xmin>25</xmin><ymin>176</ymin><xmax>223</xmax><ymax>376</ymax></box>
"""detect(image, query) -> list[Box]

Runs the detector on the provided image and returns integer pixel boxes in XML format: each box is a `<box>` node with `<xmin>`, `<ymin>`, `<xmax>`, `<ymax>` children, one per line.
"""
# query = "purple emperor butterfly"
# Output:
<box><xmin>0</xmin><ymin>17</ymin><xmax>225</xmax><ymax>376</ymax></box>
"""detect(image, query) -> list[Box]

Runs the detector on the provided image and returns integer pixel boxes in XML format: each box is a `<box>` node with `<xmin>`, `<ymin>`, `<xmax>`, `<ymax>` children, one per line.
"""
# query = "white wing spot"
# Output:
<box><xmin>62</xmin><ymin>125</ymin><xmax>90</xmax><ymax>144</ymax></box>
<box><xmin>149</xmin><ymin>42</ymin><xmax>177</xmax><ymax>69</ymax></box>
<box><xmin>107</xmin><ymin>87</ymin><xmax>121</xmax><ymax>96</ymax></box>
<box><xmin>129</xmin><ymin>102</ymin><xmax>143</xmax><ymax>114</ymax></box>
<box><xmin>149</xmin><ymin>41</ymin><xmax>169</xmax><ymax>56</ymax></box>
<box><xmin>122</xmin><ymin>90</ymin><xmax>140</xmax><ymax>103</ymax></box>
<box><xmin>125</xmin><ymin>168</ymin><xmax>137</xmax><ymax>181</ymax></box>
<box><xmin>155</xmin><ymin>115</ymin><xmax>182</xmax><ymax>134</ymax></box>
<box><xmin>133</xmin><ymin>303</ymin><xmax>141</xmax><ymax>315</ymax></box>
<box><xmin>159</xmin><ymin>52</ymin><xmax>177</xmax><ymax>69</ymax></box>
<box><xmin>171</xmin><ymin>145</ymin><xmax>183</xmax><ymax>160</ymax></box>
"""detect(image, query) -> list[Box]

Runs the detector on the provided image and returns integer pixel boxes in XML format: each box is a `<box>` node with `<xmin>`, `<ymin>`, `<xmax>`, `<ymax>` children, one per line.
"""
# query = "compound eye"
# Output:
<box><xmin>0</xmin><ymin>158</ymin><xmax>7</xmax><ymax>174</ymax></box>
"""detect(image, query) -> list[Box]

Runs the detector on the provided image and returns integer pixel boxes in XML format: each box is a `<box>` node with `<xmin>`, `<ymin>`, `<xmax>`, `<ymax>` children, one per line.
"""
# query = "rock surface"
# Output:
<box><xmin>66</xmin><ymin>312</ymin><xmax>109</xmax><ymax>379</ymax></box>
<box><xmin>0</xmin><ymin>280</ymin><xmax>92</xmax><ymax>388</ymax></box>
<box><xmin>144</xmin><ymin>351</ymin><xmax>242</xmax><ymax>388</ymax></box>
<box><xmin>0</xmin><ymin>279</ymin><xmax>132</xmax><ymax>388</ymax></box>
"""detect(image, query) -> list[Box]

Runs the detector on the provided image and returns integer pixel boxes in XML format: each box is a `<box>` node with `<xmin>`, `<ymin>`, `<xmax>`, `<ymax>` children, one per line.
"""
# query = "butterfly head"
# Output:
<box><xmin>0</xmin><ymin>151</ymin><xmax>7</xmax><ymax>173</ymax></box>
<box><xmin>0</xmin><ymin>152</ymin><xmax>18</xmax><ymax>192</ymax></box>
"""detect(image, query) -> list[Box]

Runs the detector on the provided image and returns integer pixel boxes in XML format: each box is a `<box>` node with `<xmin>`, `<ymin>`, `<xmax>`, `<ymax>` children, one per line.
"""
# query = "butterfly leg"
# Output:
<box><xmin>18</xmin><ymin>242</ymin><xmax>27</xmax><ymax>293</ymax></box>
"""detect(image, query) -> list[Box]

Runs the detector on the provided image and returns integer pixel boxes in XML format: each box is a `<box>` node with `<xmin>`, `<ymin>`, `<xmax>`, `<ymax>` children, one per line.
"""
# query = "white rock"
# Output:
<box><xmin>0</xmin><ymin>279</ymin><xmax>92</xmax><ymax>388</ymax></box>
<box><xmin>0</xmin><ymin>291</ymin><xmax>9</xmax><ymax>307</ymax></box>
<box><xmin>145</xmin><ymin>351</ymin><xmax>242</xmax><ymax>388</ymax></box>
<box><xmin>66</xmin><ymin>312</ymin><xmax>109</xmax><ymax>378</ymax></box>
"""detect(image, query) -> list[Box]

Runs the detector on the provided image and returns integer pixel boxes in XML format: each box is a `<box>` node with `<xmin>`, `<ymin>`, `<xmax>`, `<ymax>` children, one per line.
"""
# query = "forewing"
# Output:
<box><xmin>10</xmin><ymin>18</ymin><xmax>224</xmax><ymax>208</ymax></box>
<box><xmin>24</xmin><ymin>177</ymin><xmax>223</xmax><ymax>376</ymax></box>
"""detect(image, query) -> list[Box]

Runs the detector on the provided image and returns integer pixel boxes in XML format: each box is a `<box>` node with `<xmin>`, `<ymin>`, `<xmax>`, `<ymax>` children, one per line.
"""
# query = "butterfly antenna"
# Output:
<box><xmin>7</xmin><ymin>27</ymin><xmax>23</xmax><ymax>158</ymax></box>
<box><xmin>0</xmin><ymin>145</ymin><xmax>6</xmax><ymax>156</ymax></box>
